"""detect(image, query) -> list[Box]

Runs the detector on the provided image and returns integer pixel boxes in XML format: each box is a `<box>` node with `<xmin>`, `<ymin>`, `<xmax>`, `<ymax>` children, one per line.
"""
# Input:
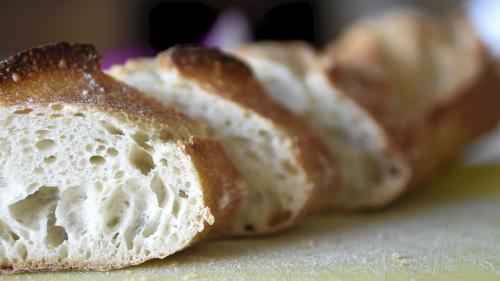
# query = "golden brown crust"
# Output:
<box><xmin>184</xmin><ymin>136</ymin><xmax>244</xmax><ymax>237</ymax></box>
<box><xmin>158</xmin><ymin>45</ymin><xmax>340</xmax><ymax>231</ymax></box>
<box><xmin>0</xmin><ymin>42</ymin><xmax>197</xmax><ymax>134</ymax></box>
<box><xmin>323</xmin><ymin>11</ymin><xmax>500</xmax><ymax>190</ymax></box>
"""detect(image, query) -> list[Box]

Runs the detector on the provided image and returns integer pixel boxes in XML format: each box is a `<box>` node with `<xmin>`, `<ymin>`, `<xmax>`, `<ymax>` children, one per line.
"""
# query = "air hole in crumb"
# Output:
<box><xmin>95</xmin><ymin>138</ymin><xmax>107</xmax><ymax>144</ymax></box>
<box><xmin>96</xmin><ymin>145</ymin><xmax>105</xmax><ymax>152</ymax></box>
<box><xmin>160</xmin><ymin>159</ymin><xmax>168</xmax><ymax>166</ymax></box>
<box><xmin>85</xmin><ymin>144</ymin><xmax>93</xmax><ymax>152</ymax></box>
<box><xmin>35</xmin><ymin>139</ymin><xmax>55</xmax><ymax>150</ymax></box>
<box><xmin>132</xmin><ymin>131</ymin><xmax>153</xmax><ymax>151</ymax></box>
<box><xmin>13</xmin><ymin>108</ymin><xmax>33</xmax><ymax>115</ymax></box>
<box><xmin>101</xmin><ymin>121</ymin><xmax>124</xmax><ymax>136</ymax></box>
<box><xmin>129</xmin><ymin>147</ymin><xmax>155</xmax><ymax>175</ymax></box>
<box><xmin>185</xmin><ymin>182</ymin><xmax>191</xmax><ymax>188</ymax></box>
<box><xmin>90</xmin><ymin>156</ymin><xmax>106</xmax><ymax>165</ymax></box>
<box><xmin>9</xmin><ymin>186</ymin><xmax>58</xmax><ymax>227</ymax></box>
<box><xmin>171</xmin><ymin>233</ymin><xmax>179</xmax><ymax>242</ymax></box>
<box><xmin>107</xmin><ymin>148</ymin><xmax>118</xmax><ymax>157</ymax></box>
<box><xmin>35</xmin><ymin>129</ymin><xmax>49</xmax><ymax>135</ymax></box>
<box><xmin>74</xmin><ymin>112</ymin><xmax>85</xmax><ymax>117</ymax></box>
<box><xmin>143</xmin><ymin>220</ymin><xmax>160</xmax><ymax>238</ymax></box>
<box><xmin>172</xmin><ymin>200</ymin><xmax>180</xmax><ymax>218</ymax></box>
<box><xmin>173</xmin><ymin>166</ymin><xmax>181</xmax><ymax>175</ymax></box>
<box><xmin>16</xmin><ymin>244</ymin><xmax>28</xmax><ymax>259</ymax></box>
<box><xmin>33</xmin><ymin>167</ymin><xmax>44</xmax><ymax>174</ymax></box>
<box><xmin>49</xmin><ymin>113</ymin><xmax>64</xmax><ymax>119</ymax></box>
<box><xmin>107</xmin><ymin>217</ymin><xmax>121</xmax><ymax>228</ymax></box>
<box><xmin>179</xmin><ymin>189</ymin><xmax>188</xmax><ymax>199</ymax></box>
<box><xmin>51</xmin><ymin>104</ymin><xmax>64</xmax><ymax>111</ymax></box>
<box><xmin>44</xmin><ymin>156</ymin><xmax>57</xmax><ymax>164</ymax></box>
<box><xmin>151</xmin><ymin>174</ymin><xmax>167</xmax><ymax>207</ymax></box>
<box><xmin>115</xmin><ymin>171</ymin><xmax>125</xmax><ymax>179</ymax></box>
<box><xmin>258</xmin><ymin>130</ymin><xmax>270</xmax><ymax>139</ymax></box>
<box><xmin>11</xmin><ymin>231</ymin><xmax>19</xmax><ymax>241</ymax></box>
<box><xmin>95</xmin><ymin>182</ymin><xmax>103</xmax><ymax>193</ymax></box>
<box><xmin>46</xmin><ymin>209</ymin><xmax>68</xmax><ymax>249</ymax></box>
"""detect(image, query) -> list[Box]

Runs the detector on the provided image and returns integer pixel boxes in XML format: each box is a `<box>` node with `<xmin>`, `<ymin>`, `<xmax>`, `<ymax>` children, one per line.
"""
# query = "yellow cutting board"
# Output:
<box><xmin>3</xmin><ymin>150</ymin><xmax>500</xmax><ymax>280</ymax></box>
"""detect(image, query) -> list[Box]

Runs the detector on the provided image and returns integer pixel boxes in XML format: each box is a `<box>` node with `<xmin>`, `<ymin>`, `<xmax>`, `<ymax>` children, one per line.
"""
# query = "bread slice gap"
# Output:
<box><xmin>232</xmin><ymin>42</ymin><xmax>408</xmax><ymax>209</ymax></box>
<box><xmin>109</xmin><ymin>45</ymin><xmax>339</xmax><ymax>236</ymax></box>
<box><xmin>0</xmin><ymin>43</ymin><xmax>242</xmax><ymax>273</ymax></box>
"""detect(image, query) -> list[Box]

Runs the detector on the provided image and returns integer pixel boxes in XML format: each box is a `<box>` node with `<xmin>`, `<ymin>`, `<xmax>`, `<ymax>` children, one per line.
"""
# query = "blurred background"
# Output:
<box><xmin>0</xmin><ymin>0</ymin><xmax>463</xmax><ymax>66</ymax></box>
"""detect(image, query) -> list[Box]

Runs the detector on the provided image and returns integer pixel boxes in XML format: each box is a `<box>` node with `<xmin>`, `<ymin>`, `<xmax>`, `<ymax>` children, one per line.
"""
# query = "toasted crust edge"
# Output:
<box><xmin>184</xmin><ymin>136</ymin><xmax>245</xmax><ymax>237</ymax></box>
<box><xmin>0</xmin><ymin>42</ymin><xmax>197</xmax><ymax>134</ymax></box>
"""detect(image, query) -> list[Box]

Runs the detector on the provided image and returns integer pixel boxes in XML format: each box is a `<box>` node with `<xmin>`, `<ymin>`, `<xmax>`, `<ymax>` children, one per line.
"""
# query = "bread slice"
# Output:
<box><xmin>323</xmin><ymin>9</ymin><xmax>500</xmax><ymax>191</ymax></box>
<box><xmin>232</xmin><ymin>10</ymin><xmax>500</xmax><ymax>209</ymax></box>
<box><xmin>0</xmin><ymin>43</ymin><xmax>243</xmax><ymax>273</ymax></box>
<box><xmin>231</xmin><ymin>42</ymin><xmax>408</xmax><ymax>209</ymax></box>
<box><xmin>109</xmin><ymin>45</ymin><xmax>339</xmax><ymax>236</ymax></box>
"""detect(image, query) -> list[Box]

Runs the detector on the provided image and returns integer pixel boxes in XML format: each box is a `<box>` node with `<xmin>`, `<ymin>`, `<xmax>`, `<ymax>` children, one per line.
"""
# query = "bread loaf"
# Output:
<box><xmin>109</xmin><ymin>45</ymin><xmax>339</xmax><ymax>236</ymax></box>
<box><xmin>0</xmin><ymin>43</ymin><xmax>243</xmax><ymax>273</ymax></box>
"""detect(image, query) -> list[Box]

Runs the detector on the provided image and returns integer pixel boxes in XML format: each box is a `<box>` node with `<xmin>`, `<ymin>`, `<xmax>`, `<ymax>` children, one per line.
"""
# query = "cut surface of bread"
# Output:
<box><xmin>232</xmin><ymin>42</ymin><xmax>408</xmax><ymax>209</ymax></box>
<box><xmin>0</xmin><ymin>43</ymin><xmax>242</xmax><ymax>273</ymax></box>
<box><xmin>109</xmin><ymin>45</ymin><xmax>339</xmax><ymax>236</ymax></box>
<box><xmin>324</xmin><ymin>9</ymin><xmax>500</xmax><ymax>189</ymax></box>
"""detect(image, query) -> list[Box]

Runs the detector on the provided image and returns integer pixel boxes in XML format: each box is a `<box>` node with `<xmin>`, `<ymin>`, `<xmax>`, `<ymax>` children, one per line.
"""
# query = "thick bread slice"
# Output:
<box><xmin>0</xmin><ymin>43</ymin><xmax>243</xmax><ymax>273</ymax></box>
<box><xmin>232</xmin><ymin>42</ymin><xmax>408</xmax><ymax>209</ymax></box>
<box><xmin>323</xmin><ymin>10</ymin><xmax>500</xmax><ymax>192</ymax></box>
<box><xmin>109</xmin><ymin>45</ymin><xmax>339</xmax><ymax>236</ymax></box>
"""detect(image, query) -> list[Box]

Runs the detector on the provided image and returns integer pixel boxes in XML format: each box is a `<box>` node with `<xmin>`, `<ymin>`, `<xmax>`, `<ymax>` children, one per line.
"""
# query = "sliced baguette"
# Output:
<box><xmin>232</xmin><ymin>42</ymin><xmax>408</xmax><ymax>209</ymax></box>
<box><xmin>323</xmin><ymin>9</ymin><xmax>500</xmax><ymax>191</ymax></box>
<box><xmin>109</xmin><ymin>45</ymin><xmax>339</xmax><ymax>236</ymax></box>
<box><xmin>0</xmin><ymin>43</ymin><xmax>243</xmax><ymax>273</ymax></box>
<box><xmin>232</xmin><ymin>10</ymin><xmax>500</xmax><ymax>209</ymax></box>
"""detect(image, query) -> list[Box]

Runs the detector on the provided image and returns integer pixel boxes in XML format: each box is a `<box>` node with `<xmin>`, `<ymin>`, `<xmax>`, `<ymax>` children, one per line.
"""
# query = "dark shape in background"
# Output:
<box><xmin>148</xmin><ymin>0</ymin><xmax>316</xmax><ymax>52</ymax></box>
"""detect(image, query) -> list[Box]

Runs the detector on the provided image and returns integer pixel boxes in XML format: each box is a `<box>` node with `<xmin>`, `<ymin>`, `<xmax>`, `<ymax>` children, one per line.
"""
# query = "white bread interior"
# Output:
<box><xmin>0</xmin><ymin>104</ymin><xmax>215</xmax><ymax>271</ymax></box>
